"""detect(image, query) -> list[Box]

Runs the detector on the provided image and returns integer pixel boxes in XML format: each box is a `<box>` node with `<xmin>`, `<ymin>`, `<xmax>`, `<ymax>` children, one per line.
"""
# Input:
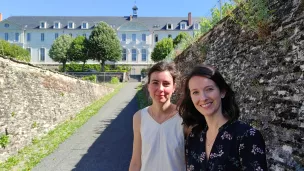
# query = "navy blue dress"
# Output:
<box><xmin>185</xmin><ymin>120</ymin><xmax>267</xmax><ymax>171</ymax></box>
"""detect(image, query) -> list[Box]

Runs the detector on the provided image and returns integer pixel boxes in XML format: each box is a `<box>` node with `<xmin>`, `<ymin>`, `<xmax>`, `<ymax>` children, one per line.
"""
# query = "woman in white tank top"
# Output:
<box><xmin>129</xmin><ymin>62</ymin><xmax>186</xmax><ymax>171</ymax></box>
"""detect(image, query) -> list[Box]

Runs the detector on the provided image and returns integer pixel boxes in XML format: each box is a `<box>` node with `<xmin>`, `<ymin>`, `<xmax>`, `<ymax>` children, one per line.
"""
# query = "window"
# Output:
<box><xmin>141</xmin><ymin>49</ymin><xmax>147</xmax><ymax>61</ymax></box>
<box><xmin>142</xmin><ymin>34</ymin><xmax>146</xmax><ymax>42</ymax></box>
<box><xmin>54</xmin><ymin>22</ymin><xmax>60</xmax><ymax>29</ymax></box>
<box><xmin>82</xmin><ymin>22</ymin><xmax>88</xmax><ymax>29</ymax></box>
<box><xmin>55</xmin><ymin>33</ymin><xmax>59</xmax><ymax>39</ymax></box>
<box><xmin>194</xmin><ymin>23</ymin><xmax>200</xmax><ymax>30</ymax></box>
<box><xmin>122</xmin><ymin>49</ymin><xmax>127</xmax><ymax>61</ymax></box>
<box><xmin>132</xmin><ymin>49</ymin><xmax>137</xmax><ymax>61</ymax></box>
<box><xmin>15</xmin><ymin>33</ymin><xmax>19</xmax><ymax>42</ymax></box>
<box><xmin>132</xmin><ymin>34</ymin><xmax>136</xmax><ymax>42</ymax></box>
<box><xmin>27</xmin><ymin>33</ymin><xmax>31</xmax><ymax>41</ymax></box>
<box><xmin>68</xmin><ymin>22</ymin><xmax>74</xmax><ymax>29</ymax></box>
<box><xmin>181</xmin><ymin>23</ymin><xmax>186</xmax><ymax>30</ymax></box>
<box><xmin>26</xmin><ymin>48</ymin><xmax>31</xmax><ymax>55</ymax></box>
<box><xmin>155</xmin><ymin>34</ymin><xmax>158</xmax><ymax>42</ymax></box>
<box><xmin>4</xmin><ymin>33</ymin><xmax>8</xmax><ymax>41</ymax></box>
<box><xmin>41</xmin><ymin>33</ymin><xmax>44</xmax><ymax>41</ymax></box>
<box><xmin>167</xmin><ymin>23</ymin><xmax>173</xmax><ymax>30</ymax></box>
<box><xmin>40</xmin><ymin>48</ymin><xmax>45</xmax><ymax>61</ymax></box>
<box><xmin>168</xmin><ymin>34</ymin><xmax>172</xmax><ymax>38</ymax></box>
<box><xmin>122</xmin><ymin>34</ymin><xmax>126</xmax><ymax>41</ymax></box>
<box><xmin>4</xmin><ymin>23</ymin><xmax>9</xmax><ymax>28</ymax></box>
<box><xmin>40</xmin><ymin>22</ymin><xmax>46</xmax><ymax>29</ymax></box>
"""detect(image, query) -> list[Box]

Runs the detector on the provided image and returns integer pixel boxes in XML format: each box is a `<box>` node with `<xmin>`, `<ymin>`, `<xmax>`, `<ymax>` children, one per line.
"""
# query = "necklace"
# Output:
<box><xmin>149</xmin><ymin>106</ymin><xmax>174</xmax><ymax>124</ymax></box>
<box><xmin>206</xmin><ymin>131</ymin><xmax>217</xmax><ymax>148</ymax></box>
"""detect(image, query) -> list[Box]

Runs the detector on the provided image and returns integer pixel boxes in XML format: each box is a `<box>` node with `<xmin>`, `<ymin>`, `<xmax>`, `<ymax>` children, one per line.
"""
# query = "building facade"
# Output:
<box><xmin>0</xmin><ymin>7</ymin><xmax>200</xmax><ymax>74</ymax></box>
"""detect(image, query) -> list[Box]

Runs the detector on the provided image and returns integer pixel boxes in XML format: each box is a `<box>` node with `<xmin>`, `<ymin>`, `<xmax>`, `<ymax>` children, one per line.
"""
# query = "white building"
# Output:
<box><xmin>0</xmin><ymin>6</ymin><xmax>200</xmax><ymax>74</ymax></box>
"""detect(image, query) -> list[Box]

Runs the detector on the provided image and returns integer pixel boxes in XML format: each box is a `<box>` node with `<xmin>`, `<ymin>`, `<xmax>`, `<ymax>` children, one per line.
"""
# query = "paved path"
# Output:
<box><xmin>32</xmin><ymin>82</ymin><xmax>140</xmax><ymax>171</ymax></box>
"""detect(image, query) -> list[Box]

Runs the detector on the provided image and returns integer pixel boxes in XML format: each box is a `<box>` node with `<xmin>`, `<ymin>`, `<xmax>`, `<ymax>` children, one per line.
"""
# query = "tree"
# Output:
<box><xmin>68</xmin><ymin>36</ymin><xmax>89</xmax><ymax>71</ymax></box>
<box><xmin>49</xmin><ymin>35</ymin><xmax>73</xmax><ymax>72</ymax></box>
<box><xmin>88</xmin><ymin>22</ymin><xmax>122</xmax><ymax>72</ymax></box>
<box><xmin>173</xmin><ymin>32</ymin><xmax>192</xmax><ymax>48</ymax></box>
<box><xmin>0</xmin><ymin>39</ymin><xmax>30</xmax><ymax>62</ymax></box>
<box><xmin>199</xmin><ymin>2</ymin><xmax>236</xmax><ymax>35</ymax></box>
<box><xmin>151</xmin><ymin>38</ymin><xmax>174</xmax><ymax>62</ymax></box>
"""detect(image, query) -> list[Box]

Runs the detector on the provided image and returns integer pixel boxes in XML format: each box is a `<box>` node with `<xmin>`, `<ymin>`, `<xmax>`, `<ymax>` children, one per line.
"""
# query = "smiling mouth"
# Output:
<box><xmin>200</xmin><ymin>102</ymin><xmax>212</xmax><ymax>108</ymax></box>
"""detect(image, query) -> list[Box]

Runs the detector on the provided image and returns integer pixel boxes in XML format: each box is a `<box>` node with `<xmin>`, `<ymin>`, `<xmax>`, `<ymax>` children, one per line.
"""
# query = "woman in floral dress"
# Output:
<box><xmin>178</xmin><ymin>65</ymin><xmax>267</xmax><ymax>171</ymax></box>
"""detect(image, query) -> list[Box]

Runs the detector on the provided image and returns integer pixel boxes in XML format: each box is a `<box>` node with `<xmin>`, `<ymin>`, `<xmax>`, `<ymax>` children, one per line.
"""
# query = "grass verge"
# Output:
<box><xmin>135</xmin><ymin>84</ymin><xmax>151</xmax><ymax>109</ymax></box>
<box><xmin>0</xmin><ymin>83</ymin><xmax>125</xmax><ymax>171</ymax></box>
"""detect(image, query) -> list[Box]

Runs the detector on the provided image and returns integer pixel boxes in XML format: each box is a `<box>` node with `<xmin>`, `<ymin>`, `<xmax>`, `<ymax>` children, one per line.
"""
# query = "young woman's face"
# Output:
<box><xmin>148</xmin><ymin>71</ymin><xmax>175</xmax><ymax>104</ymax></box>
<box><xmin>188</xmin><ymin>76</ymin><xmax>225</xmax><ymax>117</ymax></box>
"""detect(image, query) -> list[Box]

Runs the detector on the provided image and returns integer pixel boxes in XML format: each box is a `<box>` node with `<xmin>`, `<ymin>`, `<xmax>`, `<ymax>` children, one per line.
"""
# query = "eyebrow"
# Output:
<box><xmin>190</xmin><ymin>85</ymin><xmax>214</xmax><ymax>91</ymax></box>
<box><xmin>151</xmin><ymin>79</ymin><xmax>159</xmax><ymax>82</ymax></box>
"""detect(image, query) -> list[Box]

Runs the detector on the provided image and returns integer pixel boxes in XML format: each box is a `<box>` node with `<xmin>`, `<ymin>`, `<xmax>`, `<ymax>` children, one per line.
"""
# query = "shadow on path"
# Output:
<box><xmin>72</xmin><ymin>95</ymin><xmax>138</xmax><ymax>171</ymax></box>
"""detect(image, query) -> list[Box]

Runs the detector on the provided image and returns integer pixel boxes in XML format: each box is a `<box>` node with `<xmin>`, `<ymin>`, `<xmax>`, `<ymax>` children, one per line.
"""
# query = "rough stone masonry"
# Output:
<box><xmin>0</xmin><ymin>56</ymin><xmax>114</xmax><ymax>162</ymax></box>
<box><xmin>174</xmin><ymin>0</ymin><xmax>304</xmax><ymax>170</ymax></box>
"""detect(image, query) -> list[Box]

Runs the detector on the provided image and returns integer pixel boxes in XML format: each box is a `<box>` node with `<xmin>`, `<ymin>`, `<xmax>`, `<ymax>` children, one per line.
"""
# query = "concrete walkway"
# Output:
<box><xmin>32</xmin><ymin>82</ymin><xmax>140</xmax><ymax>171</ymax></box>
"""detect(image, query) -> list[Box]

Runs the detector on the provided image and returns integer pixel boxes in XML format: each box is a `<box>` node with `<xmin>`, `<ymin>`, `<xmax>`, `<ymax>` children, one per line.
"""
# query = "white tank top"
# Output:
<box><xmin>140</xmin><ymin>107</ymin><xmax>186</xmax><ymax>171</ymax></box>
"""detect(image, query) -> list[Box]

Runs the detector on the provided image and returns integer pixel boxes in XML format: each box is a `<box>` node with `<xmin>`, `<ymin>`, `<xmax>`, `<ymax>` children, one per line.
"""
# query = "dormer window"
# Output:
<box><xmin>82</xmin><ymin>22</ymin><xmax>88</xmax><ymax>29</ymax></box>
<box><xmin>194</xmin><ymin>23</ymin><xmax>200</xmax><ymax>30</ymax></box>
<box><xmin>167</xmin><ymin>23</ymin><xmax>173</xmax><ymax>30</ymax></box>
<box><xmin>40</xmin><ymin>21</ymin><xmax>47</xmax><ymax>29</ymax></box>
<box><xmin>4</xmin><ymin>23</ymin><xmax>9</xmax><ymax>28</ymax></box>
<box><xmin>180</xmin><ymin>22</ymin><xmax>187</xmax><ymax>30</ymax></box>
<box><xmin>54</xmin><ymin>22</ymin><xmax>61</xmax><ymax>29</ymax></box>
<box><xmin>68</xmin><ymin>22</ymin><xmax>74</xmax><ymax>29</ymax></box>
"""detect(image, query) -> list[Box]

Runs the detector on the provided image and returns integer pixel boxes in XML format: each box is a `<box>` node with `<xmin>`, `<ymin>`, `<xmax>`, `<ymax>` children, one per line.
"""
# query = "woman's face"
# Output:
<box><xmin>188</xmin><ymin>76</ymin><xmax>225</xmax><ymax>117</ymax></box>
<box><xmin>148</xmin><ymin>71</ymin><xmax>175</xmax><ymax>104</ymax></box>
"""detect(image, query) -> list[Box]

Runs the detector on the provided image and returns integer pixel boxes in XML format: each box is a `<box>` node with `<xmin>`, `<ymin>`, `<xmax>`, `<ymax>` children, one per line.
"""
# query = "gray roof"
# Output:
<box><xmin>4</xmin><ymin>16</ymin><xmax>201</xmax><ymax>31</ymax></box>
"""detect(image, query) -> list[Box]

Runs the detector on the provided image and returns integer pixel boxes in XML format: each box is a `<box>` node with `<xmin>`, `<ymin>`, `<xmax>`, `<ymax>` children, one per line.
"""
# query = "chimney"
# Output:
<box><xmin>0</xmin><ymin>13</ymin><xmax>2</xmax><ymax>22</ymax></box>
<box><xmin>130</xmin><ymin>15</ymin><xmax>132</xmax><ymax>21</ymax></box>
<box><xmin>188</xmin><ymin>12</ymin><xmax>192</xmax><ymax>26</ymax></box>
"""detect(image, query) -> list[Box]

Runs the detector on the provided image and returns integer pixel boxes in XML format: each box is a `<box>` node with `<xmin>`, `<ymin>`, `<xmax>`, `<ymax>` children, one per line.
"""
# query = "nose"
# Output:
<box><xmin>199</xmin><ymin>91</ymin><xmax>208</xmax><ymax>101</ymax></box>
<box><xmin>158</xmin><ymin>84</ymin><xmax>164</xmax><ymax>91</ymax></box>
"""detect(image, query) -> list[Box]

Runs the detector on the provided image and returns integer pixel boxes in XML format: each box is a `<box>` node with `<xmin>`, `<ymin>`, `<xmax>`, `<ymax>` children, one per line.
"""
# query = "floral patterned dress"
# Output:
<box><xmin>185</xmin><ymin>120</ymin><xmax>267</xmax><ymax>171</ymax></box>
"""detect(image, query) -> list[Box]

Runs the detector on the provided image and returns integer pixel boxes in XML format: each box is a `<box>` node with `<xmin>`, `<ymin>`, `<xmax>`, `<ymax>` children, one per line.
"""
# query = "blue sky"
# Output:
<box><xmin>1</xmin><ymin>0</ymin><xmax>233</xmax><ymax>20</ymax></box>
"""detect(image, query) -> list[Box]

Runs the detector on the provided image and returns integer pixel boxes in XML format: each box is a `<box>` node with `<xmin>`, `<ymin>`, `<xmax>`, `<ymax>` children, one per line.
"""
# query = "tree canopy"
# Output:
<box><xmin>151</xmin><ymin>38</ymin><xmax>174</xmax><ymax>62</ymax></box>
<box><xmin>88</xmin><ymin>22</ymin><xmax>122</xmax><ymax>71</ymax></box>
<box><xmin>67</xmin><ymin>36</ymin><xmax>89</xmax><ymax>71</ymax></box>
<box><xmin>0</xmin><ymin>39</ymin><xmax>30</xmax><ymax>62</ymax></box>
<box><xmin>49</xmin><ymin>35</ymin><xmax>73</xmax><ymax>71</ymax></box>
<box><xmin>173</xmin><ymin>32</ymin><xmax>192</xmax><ymax>48</ymax></box>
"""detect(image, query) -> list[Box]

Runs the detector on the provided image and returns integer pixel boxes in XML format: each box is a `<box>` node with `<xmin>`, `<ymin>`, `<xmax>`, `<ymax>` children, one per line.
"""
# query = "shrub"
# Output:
<box><xmin>60</xmin><ymin>64</ymin><xmax>131</xmax><ymax>72</ymax></box>
<box><xmin>0</xmin><ymin>134</ymin><xmax>9</xmax><ymax>148</ymax></box>
<box><xmin>0</xmin><ymin>39</ymin><xmax>31</xmax><ymax>62</ymax></box>
<box><xmin>110</xmin><ymin>77</ymin><xmax>120</xmax><ymax>84</ymax></box>
<box><xmin>81</xmin><ymin>75</ymin><xmax>97</xmax><ymax>83</ymax></box>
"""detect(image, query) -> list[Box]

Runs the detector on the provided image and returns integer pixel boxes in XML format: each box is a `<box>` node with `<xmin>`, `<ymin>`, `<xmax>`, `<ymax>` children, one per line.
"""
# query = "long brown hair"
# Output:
<box><xmin>177</xmin><ymin>65</ymin><xmax>240</xmax><ymax>133</ymax></box>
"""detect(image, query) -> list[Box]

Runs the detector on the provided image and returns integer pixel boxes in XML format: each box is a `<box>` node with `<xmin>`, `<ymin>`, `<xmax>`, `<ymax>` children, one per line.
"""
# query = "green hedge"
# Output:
<box><xmin>81</xmin><ymin>75</ymin><xmax>97</xmax><ymax>83</ymax></box>
<box><xmin>0</xmin><ymin>39</ymin><xmax>31</xmax><ymax>62</ymax></box>
<box><xmin>60</xmin><ymin>63</ymin><xmax>131</xmax><ymax>72</ymax></box>
<box><xmin>110</xmin><ymin>77</ymin><xmax>120</xmax><ymax>84</ymax></box>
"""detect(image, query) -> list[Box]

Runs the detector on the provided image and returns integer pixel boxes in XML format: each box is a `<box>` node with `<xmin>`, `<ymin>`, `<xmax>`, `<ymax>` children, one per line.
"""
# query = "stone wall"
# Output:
<box><xmin>174</xmin><ymin>0</ymin><xmax>304</xmax><ymax>170</ymax></box>
<box><xmin>0</xmin><ymin>56</ymin><xmax>114</xmax><ymax>162</ymax></box>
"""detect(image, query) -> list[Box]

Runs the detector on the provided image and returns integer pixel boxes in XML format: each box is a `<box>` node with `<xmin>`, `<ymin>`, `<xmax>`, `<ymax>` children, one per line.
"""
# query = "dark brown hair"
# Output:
<box><xmin>147</xmin><ymin>61</ymin><xmax>178</xmax><ymax>84</ymax></box>
<box><xmin>177</xmin><ymin>65</ymin><xmax>240</xmax><ymax>133</ymax></box>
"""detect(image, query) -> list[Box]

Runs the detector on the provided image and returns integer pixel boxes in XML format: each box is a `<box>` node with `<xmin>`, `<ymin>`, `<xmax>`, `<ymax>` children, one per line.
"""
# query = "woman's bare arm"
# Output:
<box><xmin>129</xmin><ymin>111</ymin><xmax>142</xmax><ymax>171</ymax></box>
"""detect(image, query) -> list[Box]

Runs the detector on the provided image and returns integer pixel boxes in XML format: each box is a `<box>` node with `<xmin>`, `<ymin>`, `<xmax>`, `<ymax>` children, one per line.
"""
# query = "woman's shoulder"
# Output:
<box><xmin>231</xmin><ymin>120</ymin><xmax>263</xmax><ymax>138</ymax></box>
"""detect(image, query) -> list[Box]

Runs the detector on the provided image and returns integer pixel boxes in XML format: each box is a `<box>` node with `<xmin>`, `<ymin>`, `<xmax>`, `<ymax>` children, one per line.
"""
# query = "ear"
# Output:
<box><xmin>220</xmin><ymin>89</ymin><xmax>226</xmax><ymax>99</ymax></box>
<box><xmin>173</xmin><ymin>83</ymin><xmax>176</xmax><ymax>92</ymax></box>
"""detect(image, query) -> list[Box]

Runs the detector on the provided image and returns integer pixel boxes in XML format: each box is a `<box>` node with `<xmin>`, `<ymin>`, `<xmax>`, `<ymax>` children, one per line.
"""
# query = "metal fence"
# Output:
<box><xmin>66</xmin><ymin>72</ymin><xmax>127</xmax><ymax>83</ymax></box>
